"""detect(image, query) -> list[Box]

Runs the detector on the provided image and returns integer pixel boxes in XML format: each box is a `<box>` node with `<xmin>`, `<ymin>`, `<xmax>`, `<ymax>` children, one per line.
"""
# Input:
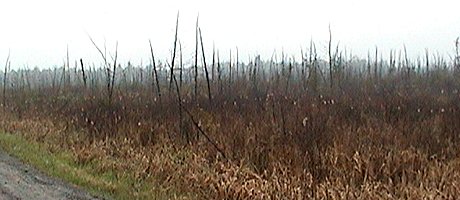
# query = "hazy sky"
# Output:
<box><xmin>0</xmin><ymin>0</ymin><xmax>459</xmax><ymax>69</ymax></box>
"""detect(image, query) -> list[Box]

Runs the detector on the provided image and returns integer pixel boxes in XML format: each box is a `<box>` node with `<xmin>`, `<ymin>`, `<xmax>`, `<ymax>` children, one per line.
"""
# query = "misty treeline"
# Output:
<box><xmin>1</xmin><ymin>43</ymin><xmax>459</xmax><ymax>95</ymax></box>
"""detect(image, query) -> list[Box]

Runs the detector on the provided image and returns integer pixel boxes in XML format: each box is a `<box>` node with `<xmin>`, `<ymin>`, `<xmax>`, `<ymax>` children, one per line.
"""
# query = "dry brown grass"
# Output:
<box><xmin>1</xmin><ymin>55</ymin><xmax>460</xmax><ymax>199</ymax></box>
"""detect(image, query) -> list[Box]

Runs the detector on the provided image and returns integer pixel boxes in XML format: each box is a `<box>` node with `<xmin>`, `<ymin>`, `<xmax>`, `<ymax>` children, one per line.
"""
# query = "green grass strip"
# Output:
<box><xmin>0</xmin><ymin>131</ymin><xmax>188</xmax><ymax>200</ymax></box>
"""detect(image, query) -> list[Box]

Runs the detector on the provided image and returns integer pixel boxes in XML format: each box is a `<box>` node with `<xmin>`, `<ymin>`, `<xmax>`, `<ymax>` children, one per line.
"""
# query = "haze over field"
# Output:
<box><xmin>0</xmin><ymin>0</ymin><xmax>459</xmax><ymax>69</ymax></box>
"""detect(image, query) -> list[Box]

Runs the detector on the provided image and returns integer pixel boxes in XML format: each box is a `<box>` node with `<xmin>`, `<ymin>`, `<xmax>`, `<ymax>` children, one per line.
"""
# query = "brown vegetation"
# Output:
<box><xmin>1</xmin><ymin>23</ymin><xmax>460</xmax><ymax>199</ymax></box>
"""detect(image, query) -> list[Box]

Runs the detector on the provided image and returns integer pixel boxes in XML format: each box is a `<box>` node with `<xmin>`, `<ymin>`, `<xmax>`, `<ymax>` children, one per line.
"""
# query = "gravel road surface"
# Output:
<box><xmin>0</xmin><ymin>149</ymin><xmax>100</xmax><ymax>200</ymax></box>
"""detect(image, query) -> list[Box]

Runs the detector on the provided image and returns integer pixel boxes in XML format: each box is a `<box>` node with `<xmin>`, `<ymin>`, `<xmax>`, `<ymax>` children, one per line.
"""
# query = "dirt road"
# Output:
<box><xmin>0</xmin><ymin>149</ymin><xmax>100</xmax><ymax>200</ymax></box>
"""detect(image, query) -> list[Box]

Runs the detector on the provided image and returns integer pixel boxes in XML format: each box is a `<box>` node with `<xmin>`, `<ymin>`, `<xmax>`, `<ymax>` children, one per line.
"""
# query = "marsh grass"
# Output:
<box><xmin>0</xmin><ymin>128</ymin><xmax>195</xmax><ymax>200</ymax></box>
<box><xmin>1</xmin><ymin>24</ymin><xmax>460</xmax><ymax>199</ymax></box>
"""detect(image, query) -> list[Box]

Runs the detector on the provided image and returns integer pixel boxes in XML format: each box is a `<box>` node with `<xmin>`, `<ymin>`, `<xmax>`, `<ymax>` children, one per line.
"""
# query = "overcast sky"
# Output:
<box><xmin>0</xmin><ymin>0</ymin><xmax>459</xmax><ymax>69</ymax></box>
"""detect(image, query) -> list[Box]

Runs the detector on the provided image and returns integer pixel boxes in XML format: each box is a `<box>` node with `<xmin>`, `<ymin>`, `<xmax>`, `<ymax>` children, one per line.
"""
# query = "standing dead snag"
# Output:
<box><xmin>2</xmin><ymin>51</ymin><xmax>10</xmax><ymax>108</ymax></box>
<box><xmin>170</xmin><ymin>67</ymin><xmax>226</xmax><ymax>158</ymax></box>
<box><xmin>88</xmin><ymin>35</ymin><xmax>117</xmax><ymax>102</ymax></box>
<box><xmin>367</xmin><ymin>51</ymin><xmax>372</xmax><ymax>79</ymax></box>
<box><xmin>374</xmin><ymin>47</ymin><xmax>379</xmax><ymax>81</ymax></box>
<box><xmin>236</xmin><ymin>47</ymin><xmax>239</xmax><ymax>81</ymax></box>
<box><xmin>163</xmin><ymin>14</ymin><xmax>223</xmax><ymax>157</ymax></box>
<box><xmin>149</xmin><ymin>40</ymin><xmax>161</xmax><ymax>101</ymax></box>
<box><xmin>179</xmin><ymin>41</ymin><xmax>183</xmax><ymax>89</ymax></box>
<box><xmin>229</xmin><ymin>50</ymin><xmax>232</xmax><ymax>86</ymax></box>
<box><xmin>110</xmin><ymin>42</ymin><xmax>118</xmax><ymax>102</ymax></box>
<box><xmin>168</xmin><ymin>12</ymin><xmax>187</xmax><ymax>142</ymax></box>
<box><xmin>252</xmin><ymin>55</ymin><xmax>259</xmax><ymax>92</ymax></box>
<box><xmin>164</xmin><ymin>13</ymin><xmax>184</xmax><ymax>141</ymax></box>
<box><xmin>217</xmin><ymin>51</ymin><xmax>222</xmax><ymax>94</ymax></box>
<box><xmin>425</xmin><ymin>49</ymin><xmax>430</xmax><ymax>76</ymax></box>
<box><xmin>80</xmin><ymin>58</ymin><xmax>87</xmax><ymax>88</ymax></box>
<box><xmin>455</xmin><ymin>37</ymin><xmax>460</xmax><ymax>70</ymax></box>
<box><xmin>328</xmin><ymin>24</ymin><xmax>334</xmax><ymax>89</ymax></box>
<box><xmin>389</xmin><ymin>50</ymin><xmax>395</xmax><ymax>74</ymax></box>
<box><xmin>404</xmin><ymin>45</ymin><xmax>410</xmax><ymax>81</ymax></box>
<box><xmin>169</xmin><ymin>60</ymin><xmax>226</xmax><ymax>158</ymax></box>
<box><xmin>307</xmin><ymin>40</ymin><xmax>319</xmax><ymax>93</ymax></box>
<box><xmin>286</xmin><ymin>60</ymin><xmax>292</xmax><ymax>92</ymax></box>
<box><xmin>168</xmin><ymin>15</ymin><xmax>180</xmax><ymax>95</ymax></box>
<box><xmin>199</xmin><ymin>28</ymin><xmax>212</xmax><ymax>104</ymax></box>
<box><xmin>301</xmin><ymin>48</ymin><xmax>306</xmax><ymax>91</ymax></box>
<box><xmin>194</xmin><ymin>15</ymin><xmax>199</xmax><ymax>101</ymax></box>
<box><xmin>212</xmin><ymin>44</ymin><xmax>215</xmax><ymax>82</ymax></box>
<box><xmin>169</xmin><ymin>12</ymin><xmax>179</xmax><ymax>98</ymax></box>
<box><xmin>66</xmin><ymin>45</ymin><xmax>71</xmax><ymax>87</ymax></box>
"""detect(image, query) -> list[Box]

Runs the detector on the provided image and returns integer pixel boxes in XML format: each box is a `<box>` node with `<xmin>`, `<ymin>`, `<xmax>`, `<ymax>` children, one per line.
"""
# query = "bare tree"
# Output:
<box><xmin>149</xmin><ymin>40</ymin><xmax>161</xmax><ymax>101</ymax></box>
<box><xmin>425</xmin><ymin>49</ymin><xmax>430</xmax><ymax>76</ymax></box>
<box><xmin>179</xmin><ymin>41</ymin><xmax>183</xmax><ymax>89</ymax></box>
<box><xmin>199</xmin><ymin>28</ymin><xmax>212</xmax><ymax>104</ymax></box>
<box><xmin>212</xmin><ymin>43</ymin><xmax>215</xmax><ymax>82</ymax></box>
<box><xmin>88</xmin><ymin>35</ymin><xmax>117</xmax><ymax>102</ymax></box>
<box><xmin>455</xmin><ymin>37</ymin><xmax>460</xmax><ymax>70</ymax></box>
<box><xmin>236</xmin><ymin>47</ymin><xmax>239</xmax><ymax>81</ymax></box>
<box><xmin>328</xmin><ymin>24</ymin><xmax>334</xmax><ymax>89</ymax></box>
<box><xmin>194</xmin><ymin>15</ymin><xmax>199</xmax><ymax>101</ymax></box>
<box><xmin>80</xmin><ymin>58</ymin><xmax>87</xmax><ymax>88</ymax></box>
<box><xmin>66</xmin><ymin>45</ymin><xmax>70</xmax><ymax>86</ymax></box>
<box><xmin>169</xmin><ymin>12</ymin><xmax>179</xmax><ymax>98</ymax></box>
<box><xmin>2</xmin><ymin>51</ymin><xmax>10</xmax><ymax>107</ymax></box>
<box><xmin>229</xmin><ymin>50</ymin><xmax>232</xmax><ymax>86</ymax></box>
<box><xmin>217</xmin><ymin>50</ymin><xmax>222</xmax><ymax>94</ymax></box>
<box><xmin>110</xmin><ymin>42</ymin><xmax>118</xmax><ymax>101</ymax></box>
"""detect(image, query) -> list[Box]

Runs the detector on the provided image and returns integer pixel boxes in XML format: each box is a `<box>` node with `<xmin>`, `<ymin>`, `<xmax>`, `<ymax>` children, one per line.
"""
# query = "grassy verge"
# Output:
<box><xmin>0</xmin><ymin>131</ymin><xmax>181</xmax><ymax>200</ymax></box>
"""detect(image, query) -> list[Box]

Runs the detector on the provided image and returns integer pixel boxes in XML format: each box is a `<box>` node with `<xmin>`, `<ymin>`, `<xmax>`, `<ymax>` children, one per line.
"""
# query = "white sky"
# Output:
<box><xmin>0</xmin><ymin>0</ymin><xmax>459</xmax><ymax>69</ymax></box>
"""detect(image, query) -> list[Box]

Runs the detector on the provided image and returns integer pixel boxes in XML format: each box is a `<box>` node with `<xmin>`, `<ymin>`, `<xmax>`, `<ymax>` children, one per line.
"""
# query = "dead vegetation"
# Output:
<box><xmin>1</xmin><ymin>20</ymin><xmax>460</xmax><ymax>199</ymax></box>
